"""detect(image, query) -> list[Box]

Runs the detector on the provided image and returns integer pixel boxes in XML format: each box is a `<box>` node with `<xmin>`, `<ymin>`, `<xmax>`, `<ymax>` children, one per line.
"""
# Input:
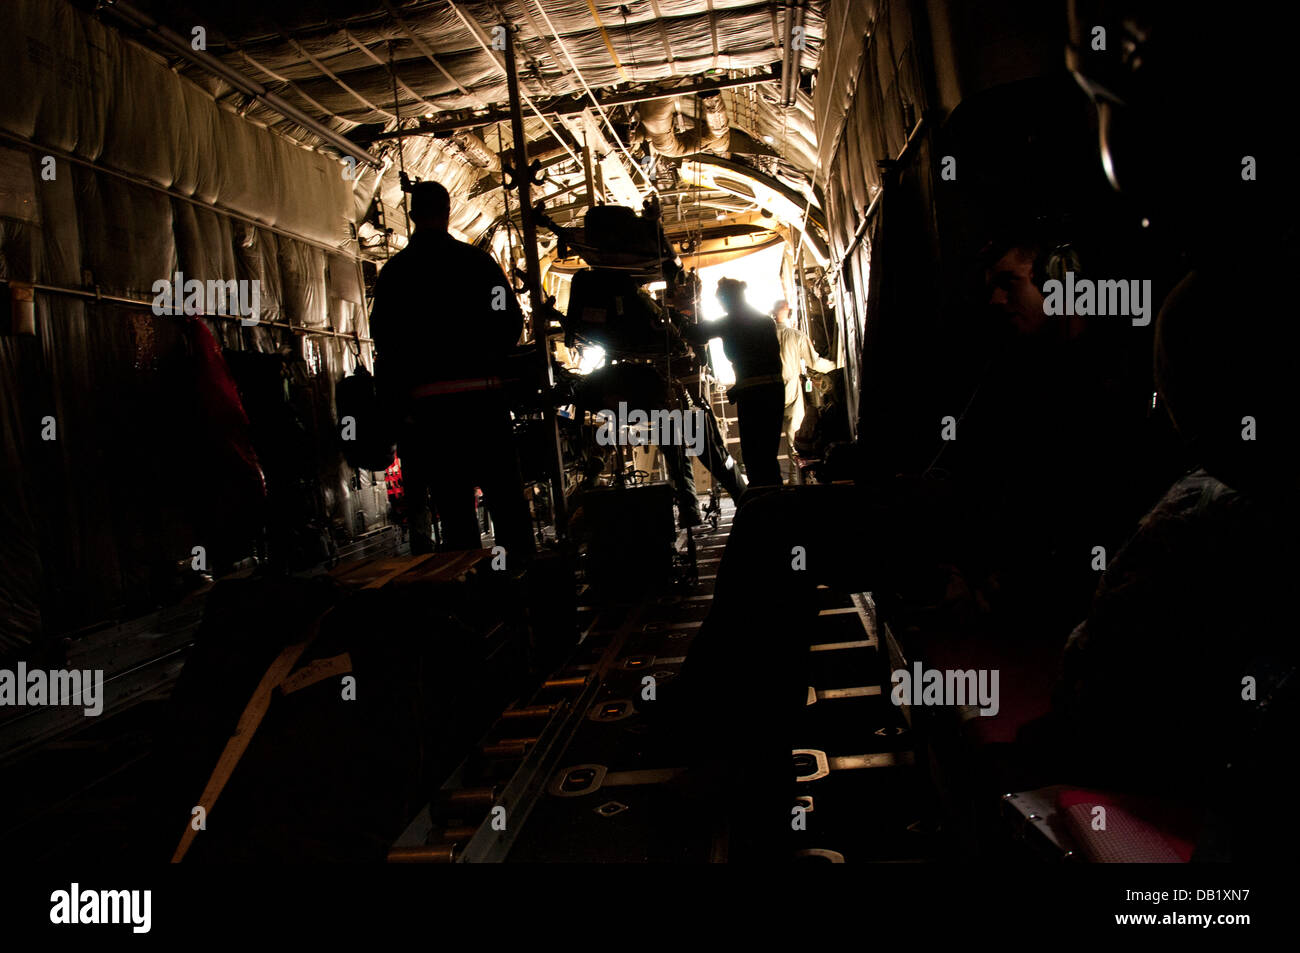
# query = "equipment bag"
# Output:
<box><xmin>583</xmin><ymin>205</ymin><xmax>660</xmax><ymax>259</ymax></box>
<box><xmin>565</xmin><ymin>268</ymin><xmax>671</xmax><ymax>354</ymax></box>
<box><xmin>335</xmin><ymin>364</ymin><xmax>396</xmax><ymax>471</ymax></box>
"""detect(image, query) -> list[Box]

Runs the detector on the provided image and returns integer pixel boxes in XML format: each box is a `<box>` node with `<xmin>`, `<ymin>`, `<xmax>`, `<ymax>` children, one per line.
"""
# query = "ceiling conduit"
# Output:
<box><xmin>639</xmin><ymin>91</ymin><xmax>731</xmax><ymax>157</ymax></box>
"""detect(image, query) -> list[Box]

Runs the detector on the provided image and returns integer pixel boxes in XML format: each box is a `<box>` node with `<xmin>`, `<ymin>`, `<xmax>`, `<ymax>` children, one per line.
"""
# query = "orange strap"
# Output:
<box><xmin>280</xmin><ymin>652</ymin><xmax>353</xmax><ymax>696</ymax></box>
<box><xmin>171</xmin><ymin>608</ymin><xmax>333</xmax><ymax>863</ymax></box>
<box><xmin>409</xmin><ymin>376</ymin><xmax>503</xmax><ymax>399</ymax></box>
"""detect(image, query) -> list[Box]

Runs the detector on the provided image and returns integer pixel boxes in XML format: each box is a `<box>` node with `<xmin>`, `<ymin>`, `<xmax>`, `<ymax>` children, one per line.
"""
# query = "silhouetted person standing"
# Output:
<box><xmin>691</xmin><ymin>278</ymin><xmax>784</xmax><ymax>488</ymax></box>
<box><xmin>370</xmin><ymin>181</ymin><xmax>533</xmax><ymax>558</ymax></box>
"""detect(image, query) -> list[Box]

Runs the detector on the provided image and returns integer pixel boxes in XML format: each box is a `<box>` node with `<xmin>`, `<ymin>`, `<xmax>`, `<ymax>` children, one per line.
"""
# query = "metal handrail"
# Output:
<box><xmin>2</xmin><ymin>278</ymin><xmax>374</xmax><ymax>345</ymax></box>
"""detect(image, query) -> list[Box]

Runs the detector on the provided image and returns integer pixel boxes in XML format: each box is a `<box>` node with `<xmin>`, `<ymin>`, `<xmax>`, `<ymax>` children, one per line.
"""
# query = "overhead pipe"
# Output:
<box><xmin>97</xmin><ymin>0</ymin><xmax>382</xmax><ymax>169</ymax></box>
<box><xmin>450</xmin><ymin>131</ymin><xmax>502</xmax><ymax>172</ymax></box>
<box><xmin>780</xmin><ymin>1</ymin><xmax>809</xmax><ymax>108</ymax></box>
<box><xmin>638</xmin><ymin>92</ymin><xmax>731</xmax><ymax>157</ymax></box>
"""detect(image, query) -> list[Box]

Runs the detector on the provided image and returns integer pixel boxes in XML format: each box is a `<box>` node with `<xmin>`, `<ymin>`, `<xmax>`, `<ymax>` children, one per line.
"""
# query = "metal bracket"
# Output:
<box><xmin>793</xmin><ymin>748</ymin><xmax>913</xmax><ymax>782</ymax></box>
<box><xmin>792</xmin><ymin>748</ymin><xmax>830</xmax><ymax>782</ymax></box>
<box><xmin>588</xmin><ymin>698</ymin><xmax>636</xmax><ymax>722</ymax></box>
<box><xmin>548</xmin><ymin>763</ymin><xmax>607</xmax><ymax>798</ymax></box>
<box><xmin>793</xmin><ymin>848</ymin><xmax>845</xmax><ymax>862</ymax></box>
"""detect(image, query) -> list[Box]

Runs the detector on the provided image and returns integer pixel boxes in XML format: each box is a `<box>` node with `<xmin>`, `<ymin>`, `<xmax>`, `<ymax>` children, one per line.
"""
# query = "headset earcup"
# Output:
<box><xmin>1041</xmin><ymin>245</ymin><xmax>1081</xmax><ymax>289</ymax></box>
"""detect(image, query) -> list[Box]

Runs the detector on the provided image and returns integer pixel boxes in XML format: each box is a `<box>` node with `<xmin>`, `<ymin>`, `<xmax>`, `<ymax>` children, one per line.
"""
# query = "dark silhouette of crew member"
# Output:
<box><xmin>370</xmin><ymin>181</ymin><xmax>533</xmax><ymax>558</ymax></box>
<box><xmin>689</xmin><ymin>278</ymin><xmax>784</xmax><ymax>488</ymax></box>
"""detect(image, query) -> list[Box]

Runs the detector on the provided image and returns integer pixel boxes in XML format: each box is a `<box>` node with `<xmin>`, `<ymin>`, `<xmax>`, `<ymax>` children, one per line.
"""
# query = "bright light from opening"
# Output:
<box><xmin>696</xmin><ymin>243</ymin><xmax>786</xmax><ymax>387</ymax></box>
<box><xmin>578</xmin><ymin>344</ymin><xmax>606</xmax><ymax>375</ymax></box>
<box><xmin>762</xmin><ymin>134</ymin><xmax>774</xmax><ymax>143</ymax></box>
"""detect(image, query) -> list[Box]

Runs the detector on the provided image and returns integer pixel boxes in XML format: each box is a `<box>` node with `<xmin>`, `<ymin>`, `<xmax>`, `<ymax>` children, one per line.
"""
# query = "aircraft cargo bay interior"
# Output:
<box><xmin>0</xmin><ymin>0</ymin><xmax>1294</xmax><ymax>932</ymax></box>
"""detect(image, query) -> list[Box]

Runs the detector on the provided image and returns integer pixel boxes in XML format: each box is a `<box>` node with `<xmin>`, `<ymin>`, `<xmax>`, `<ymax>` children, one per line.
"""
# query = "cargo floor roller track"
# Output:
<box><xmin>396</xmin><ymin>495</ymin><xmax>938</xmax><ymax>863</ymax></box>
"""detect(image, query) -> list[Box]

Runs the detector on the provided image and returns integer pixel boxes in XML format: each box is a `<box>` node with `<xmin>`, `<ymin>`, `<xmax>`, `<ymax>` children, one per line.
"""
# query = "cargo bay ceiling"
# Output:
<box><xmin>93</xmin><ymin>0</ymin><xmax>834</xmax><ymax>268</ymax></box>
